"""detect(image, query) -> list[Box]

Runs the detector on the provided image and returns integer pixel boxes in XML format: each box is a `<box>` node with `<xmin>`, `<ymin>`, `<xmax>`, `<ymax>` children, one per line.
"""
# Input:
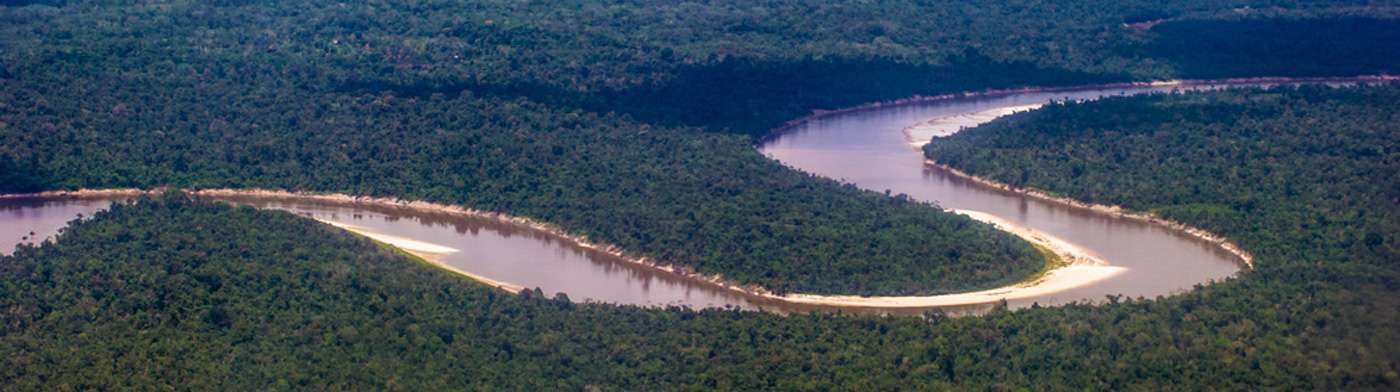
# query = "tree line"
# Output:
<box><xmin>924</xmin><ymin>84</ymin><xmax>1400</xmax><ymax>389</ymax></box>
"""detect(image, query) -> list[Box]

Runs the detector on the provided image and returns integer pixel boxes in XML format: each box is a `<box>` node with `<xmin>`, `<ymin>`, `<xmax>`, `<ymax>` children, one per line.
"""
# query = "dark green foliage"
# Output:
<box><xmin>0</xmin><ymin>154</ymin><xmax>46</xmax><ymax>193</ymax></box>
<box><xmin>582</xmin><ymin>53</ymin><xmax>1122</xmax><ymax>136</ymax></box>
<box><xmin>925</xmin><ymin>85</ymin><xmax>1400</xmax><ymax>388</ymax></box>
<box><xmin>926</xmin><ymin>85</ymin><xmax>1400</xmax><ymax>267</ymax></box>
<box><xmin>1142</xmin><ymin>18</ymin><xmax>1400</xmax><ymax>78</ymax></box>
<box><xmin>5</xmin><ymin>1</ymin><xmax>1400</xmax><ymax>294</ymax></box>
<box><xmin>4</xmin><ymin>192</ymin><xmax>1398</xmax><ymax>390</ymax></box>
<box><xmin>5</xmin><ymin>1</ymin><xmax>1399</xmax><ymax>135</ymax></box>
<box><xmin>0</xmin><ymin>86</ymin><xmax>1042</xmax><ymax>296</ymax></box>
<box><xmin>3</xmin><ymin>1</ymin><xmax>1400</xmax><ymax>388</ymax></box>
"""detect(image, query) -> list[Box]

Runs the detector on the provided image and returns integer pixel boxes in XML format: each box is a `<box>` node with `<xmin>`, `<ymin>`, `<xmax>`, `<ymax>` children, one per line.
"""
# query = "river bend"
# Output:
<box><xmin>6</xmin><ymin>78</ymin><xmax>1376</xmax><ymax>313</ymax></box>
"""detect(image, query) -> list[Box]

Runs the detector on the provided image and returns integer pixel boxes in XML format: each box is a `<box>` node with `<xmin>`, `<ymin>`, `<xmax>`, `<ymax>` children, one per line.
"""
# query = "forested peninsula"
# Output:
<box><xmin>922</xmin><ymin>84</ymin><xmax>1400</xmax><ymax>388</ymax></box>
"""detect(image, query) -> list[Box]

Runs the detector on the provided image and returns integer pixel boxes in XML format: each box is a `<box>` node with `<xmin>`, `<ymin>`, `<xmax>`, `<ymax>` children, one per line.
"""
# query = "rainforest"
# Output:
<box><xmin>2</xmin><ymin>0</ymin><xmax>1399</xmax><ymax>389</ymax></box>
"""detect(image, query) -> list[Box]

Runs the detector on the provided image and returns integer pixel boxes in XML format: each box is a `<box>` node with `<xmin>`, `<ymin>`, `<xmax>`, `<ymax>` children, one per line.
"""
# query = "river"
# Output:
<box><xmin>759</xmin><ymin>83</ymin><xmax>1251</xmax><ymax>310</ymax></box>
<box><xmin>3</xmin><ymin>79</ymin><xmax>1377</xmax><ymax>314</ymax></box>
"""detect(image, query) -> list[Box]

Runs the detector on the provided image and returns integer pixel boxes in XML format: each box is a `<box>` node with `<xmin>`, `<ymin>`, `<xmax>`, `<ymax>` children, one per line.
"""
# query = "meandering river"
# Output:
<box><xmin>760</xmin><ymin>83</ymin><xmax>1253</xmax><ymax>310</ymax></box>
<box><xmin>4</xmin><ymin>78</ymin><xmax>1378</xmax><ymax>314</ymax></box>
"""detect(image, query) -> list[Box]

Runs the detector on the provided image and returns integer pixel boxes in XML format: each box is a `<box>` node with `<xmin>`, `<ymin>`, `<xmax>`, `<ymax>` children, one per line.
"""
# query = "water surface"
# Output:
<box><xmin>0</xmin><ymin>197</ymin><xmax>114</xmax><ymax>253</ymax></box>
<box><xmin>6</xmin><ymin>80</ymin><xmax>1358</xmax><ymax>313</ymax></box>
<box><xmin>759</xmin><ymin>84</ymin><xmax>1261</xmax><ymax>308</ymax></box>
<box><xmin>224</xmin><ymin>197</ymin><xmax>763</xmax><ymax>309</ymax></box>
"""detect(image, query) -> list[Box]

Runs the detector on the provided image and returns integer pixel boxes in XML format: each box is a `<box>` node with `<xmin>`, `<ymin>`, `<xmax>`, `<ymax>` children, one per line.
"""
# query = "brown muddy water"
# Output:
<box><xmin>758</xmin><ymin>82</ymin><xmax>1354</xmax><ymax>309</ymax></box>
<box><xmin>0</xmin><ymin>194</ymin><xmax>784</xmax><ymax>311</ymax></box>
<box><xmin>1</xmin><ymin>80</ymin><xmax>1372</xmax><ymax>314</ymax></box>
<box><xmin>1</xmin><ymin>197</ymin><xmax>115</xmax><ymax>254</ymax></box>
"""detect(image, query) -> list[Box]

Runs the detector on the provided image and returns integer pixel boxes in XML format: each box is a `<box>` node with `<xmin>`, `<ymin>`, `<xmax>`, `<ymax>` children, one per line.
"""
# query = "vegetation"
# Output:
<box><xmin>3</xmin><ymin>0</ymin><xmax>1400</xmax><ymax>388</ymax></box>
<box><xmin>5</xmin><ymin>163</ymin><xmax>1398</xmax><ymax>389</ymax></box>
<box><xmin>4</xmin><ymin>1</ymin><xmax>1400</xmax><ymax>295</ymax></box>
<box><xmin>1139</xmin><ymin>17</ymin><xmax>1400</xmax><ymax>79</ymax></box>
<box><xmin>8</xmin><ymin>1</ymin><xmax>1396</xmax><ymax>134</ymax></box>
<box><xmin>0</xmin><ymin>81</ymin><xmax>1048</xmax><ymax>297</ymax></box>
<box><xmin>924</xmin><ymin>84</ymin><xmax>1400</xmax><ymax>388</ymax></box>
<box><xmin>5</xmin><ymin>1</ymin><xmax>1400</xmax><ymax>295</ymax></box>
<box><xmin>926</xmin><ymin>85</ymin><xmax>1399</xmax><ymax>266</ymax></box>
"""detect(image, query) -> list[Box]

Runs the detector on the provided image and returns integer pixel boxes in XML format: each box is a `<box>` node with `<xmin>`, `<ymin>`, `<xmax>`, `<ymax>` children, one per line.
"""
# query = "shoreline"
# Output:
<box><xmin>758</xmin><ymin>76</ymin><xmax>1378</xmax><ymax>273</ymax></box>
<box><xmin>8</xmin><ymin>75</ymin><xmax>1358</xmax><ymax>309</ymax></box>
<box><xmin>3</xmin><ymin>188</ymin><xmax>773</xmax><ymax>299</ymax></box>
<box><xmin>887</xmin><ymin>98</ymin><xmax>1257</xmax><ymax>270</ymax></box>
<box><xmin>901</xmin><ymin>103</ymin><xmax>1045</xmax><ymax>147</ymax></box>
<box><xmin>758</xmin><ymin>74</ymin><xmax>1397</xmax><ymax>145</ymax></box>
<box><xmin>320</xmin><ymin>220</ymin><xmax>529</xmax><ymax>293</ymax></box>
<box><xmin>1</xmin><ymin>188</ymin><xmax>1117</xmax><ymax>309</ymax></box>
<box><xmin>925</xmin><ymin>161</ymin><xmax>1255</xmax><ymax>268</ymax></box>
<box><xmin>189</xmin><ymin>188</ymin><xmax>768</xmax><ymax>299</ymax></box>
<box><xmin>743</xmin><ymin>76</ymin><xmax>1351</xmax><ymax>304</ymax></box>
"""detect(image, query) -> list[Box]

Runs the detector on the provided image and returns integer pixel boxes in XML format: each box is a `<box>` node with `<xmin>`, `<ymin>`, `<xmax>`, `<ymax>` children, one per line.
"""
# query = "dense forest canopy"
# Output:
<box><xmin>2</xmin><ymin>0</ymin><xmax>1400</xmax><ymax>388</ymax></box>
<box><xmin>3</xmin><ymin>1</ymin><xmax>1399</xmax><ymax>134</ymax></box>
<box><xmin>0</xmin><ymin>75</ymin><xmax>1049</xmax><ymax>296</ymax></box>
<box><xmin>6</xmin><ymin>108</ymin><xmax>1399</xmax><ymax>388</ymax></box>
<box><xmin>4</xmin><ymin>0</ymin><xmax>1400</xmax><ymax>295</ymax></box>
<box><xmin>922</xmin><ymin>84</ymin><xmax>1400</xmax><ymax>388</ymax></box>
<box><xmin>925</xmin><ymin>85</ymin><xmax>1400</xmax><ymax>268</ymax></box>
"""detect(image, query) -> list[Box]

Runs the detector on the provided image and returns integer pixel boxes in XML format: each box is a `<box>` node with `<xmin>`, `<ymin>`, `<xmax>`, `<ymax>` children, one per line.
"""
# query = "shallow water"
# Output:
<box><xmin>219</xmin><ymin>196</ymin><xmax>765</xmax><ymax>310</ymax></box>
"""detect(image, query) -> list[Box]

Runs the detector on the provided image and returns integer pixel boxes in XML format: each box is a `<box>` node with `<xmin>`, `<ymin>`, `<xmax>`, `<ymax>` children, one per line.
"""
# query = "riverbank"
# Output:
<box><xmin>186</xmin><ymin>188</ymin><xmax>776</xmax><ymax>298</ymax></box>
<box><xmin>2</xmin><ymin>188</ymin><xmax>1113</xmax><ymax>310</ymax></box>
<box><xmin>895</xmin><ymin>97</ymin><xmax>1256</xmax><ymax>269</ymax></box>
<box><xmin>926</xmin><ymin>161</ymin><xmax>1255</xmax><ymax>268</ymax></box>
<box><xmin>193</xmin><ymin>189</ymin><xmax>1118</xmax><ymax>309</ymax></box>
<box><xmin>321</xmin><ymin>220</ymin><xmax>528</xmax><ymax>293</ymax></box>
<box><xmin>25</xmin><ymin>76</ymin><xmax>1348</xmax><ymax>307</ymax></box>
<box><xmin>763</xmin><ymin>209</ymin><xmax>1127</xmax><ymax>309</ymax></box>
<box><xmin>902</xmin><ymin>104</ymin><xmax>1044</xmax><ymax>147</ymax></box>
<box><xmin>759</xmin><ymin>74</ymin><xmax>1397</xmax><ymax>145</ymax></box>
<box><xmin>0</xmin><ymin>188</ymin><xmax>767</xmax><ymax>298</ymax></box>
<box><xmin>0</xmin><ymin>188</ymin><xmax>153</xmax><ymax>200</ymax></box>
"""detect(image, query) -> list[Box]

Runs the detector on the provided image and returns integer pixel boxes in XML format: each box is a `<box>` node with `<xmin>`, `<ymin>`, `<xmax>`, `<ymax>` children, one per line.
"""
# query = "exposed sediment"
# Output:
<box><xmin>8</xmin><ymin>76</ymin><xmax>1362</xmax><ymax>310</ymax></box>
<box><xmin>765</xmin><ymin>209</ymin><xmax>1128</xmax><ymax>309</ymax></box>
<box><xmin>2</xmin><ymin>188</ymin><xmax>1106</xmax><ymax>309</ymax></box>
<box><xmin>902</xmin><ymin>104</ymin><xmax>1044</xmax><ymax>147</ymax></box>
<box><xmin>319</xmin><ymin>220</ymin><xmax>527</xmax><ymax>293</ymax></box>
<box><xmin>925</xmin><ymin>161</ymin><xmax>1255</xmax><ymax>269</ymax></box>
